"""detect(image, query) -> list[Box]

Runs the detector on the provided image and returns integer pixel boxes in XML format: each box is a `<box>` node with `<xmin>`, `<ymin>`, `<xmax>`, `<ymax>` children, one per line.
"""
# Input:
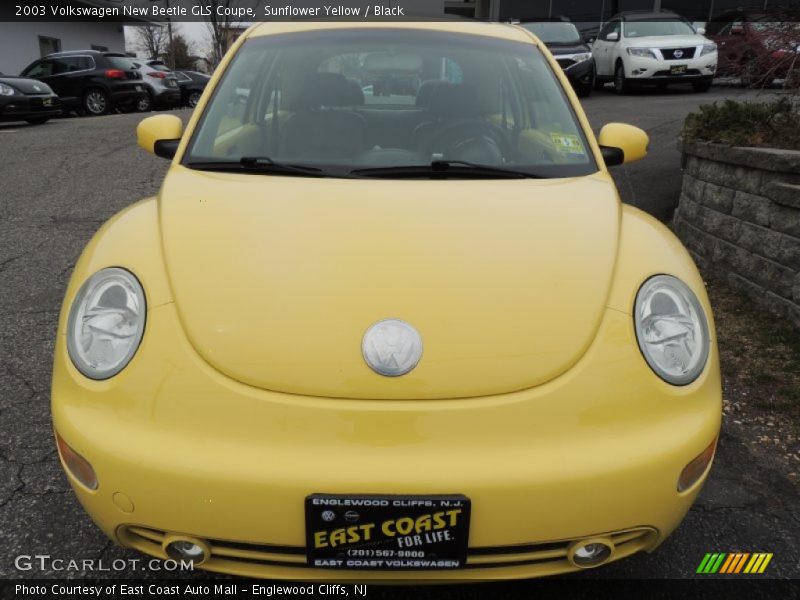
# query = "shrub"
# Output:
<box><xmin>682</xmin><ymin>97</ymin><xmax>800</xmax><ymax>150</ymax></box>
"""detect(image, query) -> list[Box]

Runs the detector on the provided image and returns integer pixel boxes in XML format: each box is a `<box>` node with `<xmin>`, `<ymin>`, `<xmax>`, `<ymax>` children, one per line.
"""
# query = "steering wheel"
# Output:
<box><xmin>422</xmin><ymin>119</ymin><xmax>514</xmax><ymax>164</ymax></box>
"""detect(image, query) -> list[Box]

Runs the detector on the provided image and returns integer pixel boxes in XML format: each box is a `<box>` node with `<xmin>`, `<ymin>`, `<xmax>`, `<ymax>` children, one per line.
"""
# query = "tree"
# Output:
<box><xmin>201</xmin><ymin>0</ymin><xmax>247</xmax><ymax>68</ymax></box>
<box><xmin>135</xmin><ymin>24</ymin><xmax>168</xmax><ymax>60</ymax></box>
<box><xmin>164</xmin><ymin>33</ymin><xmax>194</xmax><ymax>71</ymax></box>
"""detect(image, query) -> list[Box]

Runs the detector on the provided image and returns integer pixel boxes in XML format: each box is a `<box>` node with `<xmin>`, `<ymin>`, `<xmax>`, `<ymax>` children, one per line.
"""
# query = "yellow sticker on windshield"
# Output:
<box><xmin>550</xmin><ymin>133</ymin><xmax>585</xmax><ymax>156</ymax></box>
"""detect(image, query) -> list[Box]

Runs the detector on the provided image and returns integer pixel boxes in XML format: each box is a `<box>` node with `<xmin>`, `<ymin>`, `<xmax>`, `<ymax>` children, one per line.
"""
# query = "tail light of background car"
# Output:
<box><xmin>104</xmin><ymin>69</ymin><xmax>126</xmax><ymax>79</ymax></box>
<box><xmin>148</xmin><ymin>71</ymin><xmax>167</xmax><ymax>79</ymax></box>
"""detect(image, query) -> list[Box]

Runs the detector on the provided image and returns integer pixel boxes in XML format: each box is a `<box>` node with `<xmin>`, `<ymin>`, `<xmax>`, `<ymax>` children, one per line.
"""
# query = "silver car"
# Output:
<box><xmin>127</xmin><ymin>59</ymin><xmax>181</xmax><ymax>111</ymax></box>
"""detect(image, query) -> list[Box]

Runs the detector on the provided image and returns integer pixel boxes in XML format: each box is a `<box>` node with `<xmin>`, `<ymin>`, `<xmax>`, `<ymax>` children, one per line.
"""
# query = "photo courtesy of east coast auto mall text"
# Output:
<box><xmin>1</xmin><ymin>0</ymin><xmax>798</xmax><ymax>598</ymax></box>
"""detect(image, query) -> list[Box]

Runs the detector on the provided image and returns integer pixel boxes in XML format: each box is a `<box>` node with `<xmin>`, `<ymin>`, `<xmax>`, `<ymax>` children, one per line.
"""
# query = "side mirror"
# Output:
<box><xmin>597</xmin><ymin>123</ymin><xmax>649</xmax><ymax>166</ymax></box>
<box><xmin>695</xmin><ymin>26</ymin><xmax>706</xmax><ymax>35</ymax></box>
<box><xmin>731</xmin><ymin>24</ymin><xmax>744</xmax><ymax>35</ymax></box>
<box><xmin>606</xmin><ymin>31</ymin><xmax>619</xmax><ymax>41</ymax></box>
<box><xmin>137</xmin><ymin>114</ymin><xmax>183</xmax><ymax>159</ymax></box>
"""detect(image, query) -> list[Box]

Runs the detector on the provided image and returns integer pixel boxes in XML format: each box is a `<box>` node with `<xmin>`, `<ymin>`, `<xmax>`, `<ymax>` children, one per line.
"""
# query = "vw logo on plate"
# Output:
<box><xmin>673</xmin><ymin>49</ymin><xmax>683</xmax><ymax>58</ymax></box>
<box><xmin>362</xmin><ymin>319</ymin><xmax>423</xmax><ymax>377</ymax></box>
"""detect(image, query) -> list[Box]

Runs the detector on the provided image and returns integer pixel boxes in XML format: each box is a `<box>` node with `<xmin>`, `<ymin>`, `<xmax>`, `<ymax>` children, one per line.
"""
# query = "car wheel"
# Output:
<box><xmin>740</xmin><ymin>56</ymin><xmax>760</xmax><ymax>88</ymax></box>
<box><xmin>593</xmin><ymin>77</ymin><xmax>605</xmax><ymax>91</ymax></box>
<box><xmin>84</xmin><ymin>89</ymin><xmax>110</xmax><ymax>116</ymax></box>
<box><xmin>137</xmin><ymin>94</ymin><xmax>152</xmax><ymax>113</ymax></box>
<box><xmin>613</xmin><ymin>62</ymin><xmax>629</xmax><ymax>95</ymax></box>
<box><xmin>188</xmin><ymin>91</ymin><xmax>202</xmax><ymax>108</ymax></box>
<box><xmin>25</xmin><ymin>117</ymin><xmax>49</xmax><ymax>125</ymax></box>
<box><xmin>574</xmin><ymin>81</ymin><xmax>592</xmax><ymax>98</ymax></box>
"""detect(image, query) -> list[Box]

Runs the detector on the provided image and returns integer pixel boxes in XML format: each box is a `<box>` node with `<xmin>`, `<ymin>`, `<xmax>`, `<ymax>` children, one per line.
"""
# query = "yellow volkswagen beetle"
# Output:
<box><xmin>52</xmin><ymin>21</ymin><xmax>721</xmax><ymax>580</ymax></box>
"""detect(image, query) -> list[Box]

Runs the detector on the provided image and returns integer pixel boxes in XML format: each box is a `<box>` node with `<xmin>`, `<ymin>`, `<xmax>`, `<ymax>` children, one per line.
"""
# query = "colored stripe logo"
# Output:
<box><xmin>696</xmin><ymin>553</ymin><xmax>773</xmax><ymax>574</ymax></box>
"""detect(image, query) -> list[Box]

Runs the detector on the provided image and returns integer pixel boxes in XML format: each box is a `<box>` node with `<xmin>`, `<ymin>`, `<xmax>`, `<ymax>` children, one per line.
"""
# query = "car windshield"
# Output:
<box><xmin>623</xmin><ymin>20</ymin><xmax>696</xmax><ymax>38</ymax></box>
<box><xmin>519</xmin><ymin>22</ymin><xmax>582</xmax><ymax>44</ymax></box>
<box><xmin>184</xmin><ymin>29</ymin><xmax>596</xmax><ymax>178</ymax></box>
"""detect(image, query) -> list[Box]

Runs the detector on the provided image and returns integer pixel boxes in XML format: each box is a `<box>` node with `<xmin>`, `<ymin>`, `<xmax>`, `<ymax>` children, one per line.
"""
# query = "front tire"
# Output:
<box><xmin>188</xmin><ymin>91</ymin><xmax>202</xmax><ymax>108</ymax></box>
<box><xmin>614</xmin><ymin>62</ymin><xmax>630</xmax><ymax>95</ymax></box>
<box><xmin>84</xmin><ymin>88</ymin><xmax>110</xmax><ymax>116</ymax></box>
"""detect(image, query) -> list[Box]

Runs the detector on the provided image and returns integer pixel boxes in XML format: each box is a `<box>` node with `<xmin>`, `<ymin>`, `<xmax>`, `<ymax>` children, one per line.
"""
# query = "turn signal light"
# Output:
<box><xmin>55</xmin><ymin>431</ymin><xmax>98</xmax><ymax>490</ymax></box>
<box><xmin>678</xmin><ymin>437</ymin><xmax>717</xmax><ymax>492</ymax></box>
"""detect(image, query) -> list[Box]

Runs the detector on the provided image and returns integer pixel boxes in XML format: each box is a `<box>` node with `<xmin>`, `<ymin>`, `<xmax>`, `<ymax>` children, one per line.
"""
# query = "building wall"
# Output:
<box><xmin>0</xmin><ymin>22</ymin><xmax>126</xmax><ymax>76</ymax></box>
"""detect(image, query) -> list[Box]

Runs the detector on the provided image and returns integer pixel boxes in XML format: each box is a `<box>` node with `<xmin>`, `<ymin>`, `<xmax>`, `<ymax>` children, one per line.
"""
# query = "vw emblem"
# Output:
<box><xmin>321</xmin><ymin>510</ymin><xmax>336</xmax><ymax>522</ymax></box>
<box><xmin>362</xmin><ymin>319</ymin><xmax>423</xmax><ymax>377</ymax></box>
<box><xmin>673</xmin><ymin>49</ymin><xmax>683</xmax><ymax>58</ymax></box>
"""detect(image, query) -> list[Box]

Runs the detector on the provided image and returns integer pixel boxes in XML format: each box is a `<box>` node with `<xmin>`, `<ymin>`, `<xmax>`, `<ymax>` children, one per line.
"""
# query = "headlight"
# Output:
<box><xmin>700</xmin><ymin>42</ymin><xmax>717</xmax><ymax>57</ymax></box>
<box><xmin>571</xmin><ymin>52</ymin><xmax>592</xmax><ymax>64</ymax></box>
<box><xmin>627</xmin><ymin>47</ymin><xmax>658</xmax><ymax>59</ymax></box>
<box><xmin>634</xmin><ymin>275</ymin><xmax>710</xmax><ymax>385</ymax></box>
<box><xmin>0</xmin><ymin>83</ymin><xmax>16</xmax><ymax>96</ymax></box>
<box><xmin>66</xmin><ymin>268</ymin><xmax>146</xmax><ymax>380</ymax></box>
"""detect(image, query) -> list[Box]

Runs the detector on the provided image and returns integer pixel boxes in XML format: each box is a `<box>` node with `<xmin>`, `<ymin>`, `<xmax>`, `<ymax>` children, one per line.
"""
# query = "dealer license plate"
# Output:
<box><xmin>306</xmin><ymin>494</ymin><xmax>470</xmax><ymax>570</ymax></box>
<box><xmin>670</xmin><ymin>64</ymin><xmax>688</xmax><ymax>75</ymax></box>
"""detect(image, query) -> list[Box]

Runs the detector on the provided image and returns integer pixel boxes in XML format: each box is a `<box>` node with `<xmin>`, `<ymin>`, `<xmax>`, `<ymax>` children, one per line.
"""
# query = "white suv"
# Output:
<box><xmin>592</xmin><ymin>11</ymin><xmax>717</xmax><ymax>93</ymax></box>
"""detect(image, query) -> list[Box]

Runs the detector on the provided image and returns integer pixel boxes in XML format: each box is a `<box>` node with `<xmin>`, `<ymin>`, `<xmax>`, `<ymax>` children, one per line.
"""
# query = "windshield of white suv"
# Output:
<box><xmin>623</xmin><ymin>20</ymin><xmax>696</xmax><ymax>38</ymax></box>
<box><xmin>520</xmin><ymin>22</ymin><xmax>582</xmax><ymax>44</ymax></box>
<box><xmin>184</xmin><ymin>29</ymin><xmax>596</xmax><ymax>178</ymax></box>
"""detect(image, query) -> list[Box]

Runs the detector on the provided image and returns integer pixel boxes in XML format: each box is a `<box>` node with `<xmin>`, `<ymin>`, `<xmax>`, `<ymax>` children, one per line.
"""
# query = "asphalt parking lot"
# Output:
<box><xmin>1</xmin><ymin>85</ymin><xmax>798</xmax><ymax>586</ymax></box>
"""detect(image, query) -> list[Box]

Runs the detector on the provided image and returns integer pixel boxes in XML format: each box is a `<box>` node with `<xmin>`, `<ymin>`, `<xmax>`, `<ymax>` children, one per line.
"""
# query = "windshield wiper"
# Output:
<box><xmin>350</xmin><ymin>160</ymin><xmax>545</xmax><ymax>179</ymax></box>
<box><xmin>185</xmin><ymin>156</ymin><xmax>336</xmax><ymax>178</ymax></box>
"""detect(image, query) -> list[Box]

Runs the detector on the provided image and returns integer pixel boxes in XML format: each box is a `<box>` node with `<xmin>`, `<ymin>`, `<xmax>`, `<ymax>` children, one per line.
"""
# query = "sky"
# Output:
<box><xmin>125</xmin><ymin>21</ymin><xmax>212</xmax><ymax>57</ymax></box>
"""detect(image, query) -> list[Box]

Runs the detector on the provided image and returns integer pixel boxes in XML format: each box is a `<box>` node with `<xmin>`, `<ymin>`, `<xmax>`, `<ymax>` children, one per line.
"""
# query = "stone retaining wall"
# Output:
<box><xmin>673</xmin><ymin>141</ymin><xmax>800</xmax><ymax>327</ymax></box>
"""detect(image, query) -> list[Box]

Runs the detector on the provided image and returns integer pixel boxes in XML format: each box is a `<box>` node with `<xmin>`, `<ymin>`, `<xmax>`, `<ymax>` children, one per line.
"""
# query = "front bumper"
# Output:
<box><xmin>52</xmin><ymin>302</ymin><xmax>721</xmax><ymax>580</ymax></box>
<box><xmin>624</xmin><ymin>53</ymin><xmax>717</xmax><ymax>83</ymax></box>
<box><xmin>0</xmin><ymin>94</ymin><xmax>61</xmax><ymax>121</ymax></box>
<box><xmin>563</xmin><ymin>59</ymin><xmax>595</xmax><ymax>86</ymax></box>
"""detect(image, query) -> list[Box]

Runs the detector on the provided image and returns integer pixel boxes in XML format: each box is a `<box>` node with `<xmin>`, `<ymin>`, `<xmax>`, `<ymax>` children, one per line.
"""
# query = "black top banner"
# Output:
<box><xmin>1</xmin><ymin>0</ymin><xmax>445</xmax><ymax>23</ymax></box>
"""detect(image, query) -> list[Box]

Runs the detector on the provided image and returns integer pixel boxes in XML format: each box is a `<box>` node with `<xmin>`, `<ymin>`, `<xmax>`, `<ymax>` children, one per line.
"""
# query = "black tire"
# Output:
<box><xmin>136</xmin><ymin>93</ymin><xmax>152</xmax><ymax>113</ymax></box>
<box><xmin>25</xmin><ymin>117</ymin><xmax>49</xmax><ymax>125</ymax></box>
<box><xmin>693</xmin><ymin>79</ymin><xmax>713</xmax><ymax>93</ymax></box>
<box><xmin>740</xmin><ymin>56</ymin><xmax>760</xmax><ymax>88</ymax></box>
<box><xmin>84</xmin><ymin>88</ymin><xmax>110</xmax><ymax>116</ymax></box>
<box><xmin>574</xmin><ymin>81</ymin><xmax>592</xmax><ymax>98</ymax></box>
<box><xmin>613</xmin><ymin>62</ymin><xmax>630</xmax><ymax>95</ymax></box>
<box><xmin>188</xmin><ymin>91</ymin><xmax>202</xmax><ymax>108</ymax></box>
<box><xmin>593</xmin><ymin>77</ymin><xmax>606</xmax><ymax>91</ymax></box>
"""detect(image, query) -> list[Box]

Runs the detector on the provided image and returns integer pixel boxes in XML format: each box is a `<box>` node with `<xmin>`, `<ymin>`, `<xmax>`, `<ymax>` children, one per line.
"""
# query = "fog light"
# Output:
<box><xmin>678</xmin><ymin>437</ymin><xmax>717</xmax><ymax>492</ymax></box>
<box><xmin>163</xmin><ymin>537</ymin><xmax>209</xmax><ymax>565</ymax></box>
<box><xmin>55</xmin><ymin>431</ymin><xmax>98</xmax><ymax>490</ymax></box>
<box><xmin>568</xmin><ymin>538</ymin><xmax>614</xmax><ymax>568</ymax></box>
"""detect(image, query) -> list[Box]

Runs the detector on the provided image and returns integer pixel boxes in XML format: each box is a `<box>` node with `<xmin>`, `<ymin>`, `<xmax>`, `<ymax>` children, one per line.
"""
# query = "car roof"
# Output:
<box><xmin>614</xmin><ymin>10</ymin><xmax>685</xmax><ymax>21</ymax></box>
<box><xmin>248</xmin><ymin>21</ymin><xmax>539</xmax><ymax>45</ymax></box>
<box><xmin>45</xmin><ymin>50</ymin><xmax>126</xmax><ymax>57</ymax></box>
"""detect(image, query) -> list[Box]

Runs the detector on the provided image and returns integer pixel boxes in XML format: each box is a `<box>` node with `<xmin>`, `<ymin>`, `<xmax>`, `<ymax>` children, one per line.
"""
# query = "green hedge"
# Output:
<box><xmin>682</xmin><ymin>98</ymin><xmax>800</xmax><ymax>150</ymax></box>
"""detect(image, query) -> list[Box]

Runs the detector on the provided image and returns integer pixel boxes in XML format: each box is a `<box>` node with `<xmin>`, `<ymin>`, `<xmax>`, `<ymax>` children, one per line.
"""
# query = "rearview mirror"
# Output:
<box><xmin>597</xmin><ymin>123</ymin><xmax>649</xmax><ymax>166</ymax></box>
<box><xmin>606</xmin><ymin>32</ymin><xmax>619</xmax><ymax>41</ymax></box>
<box><xmin>137</xmin><ymin>114</ymin><xmax>184</xmax><ymax>159</ymax></box>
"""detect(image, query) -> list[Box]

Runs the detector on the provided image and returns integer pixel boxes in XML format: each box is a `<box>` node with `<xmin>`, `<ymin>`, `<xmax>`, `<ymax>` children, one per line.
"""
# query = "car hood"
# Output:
<box><xmin>158</xmin><ymin>168</ymin><xmax>621</xmax><ymax>399</ymax></box>
<box><xmin>625</xmin><ymin>35</ymin><xmax>707</xmax><ymax>48</ymax></box>
<box><xmin>1</xmin><ymin>77</ymin><xmax>53</xmax><ymax>94</ymax></box>
<box><xmin>546</xmin><ymin>43</ymin><xmax>591</xmax><ymax>55</ymax></box>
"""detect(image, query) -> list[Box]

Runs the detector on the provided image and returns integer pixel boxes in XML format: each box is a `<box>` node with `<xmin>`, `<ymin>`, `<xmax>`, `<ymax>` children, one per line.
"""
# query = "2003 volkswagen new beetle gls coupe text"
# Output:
<box><xmin>52</xmin><ymin>21</ymin><xmax>721</xmax><ymax>580</ymax></box>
